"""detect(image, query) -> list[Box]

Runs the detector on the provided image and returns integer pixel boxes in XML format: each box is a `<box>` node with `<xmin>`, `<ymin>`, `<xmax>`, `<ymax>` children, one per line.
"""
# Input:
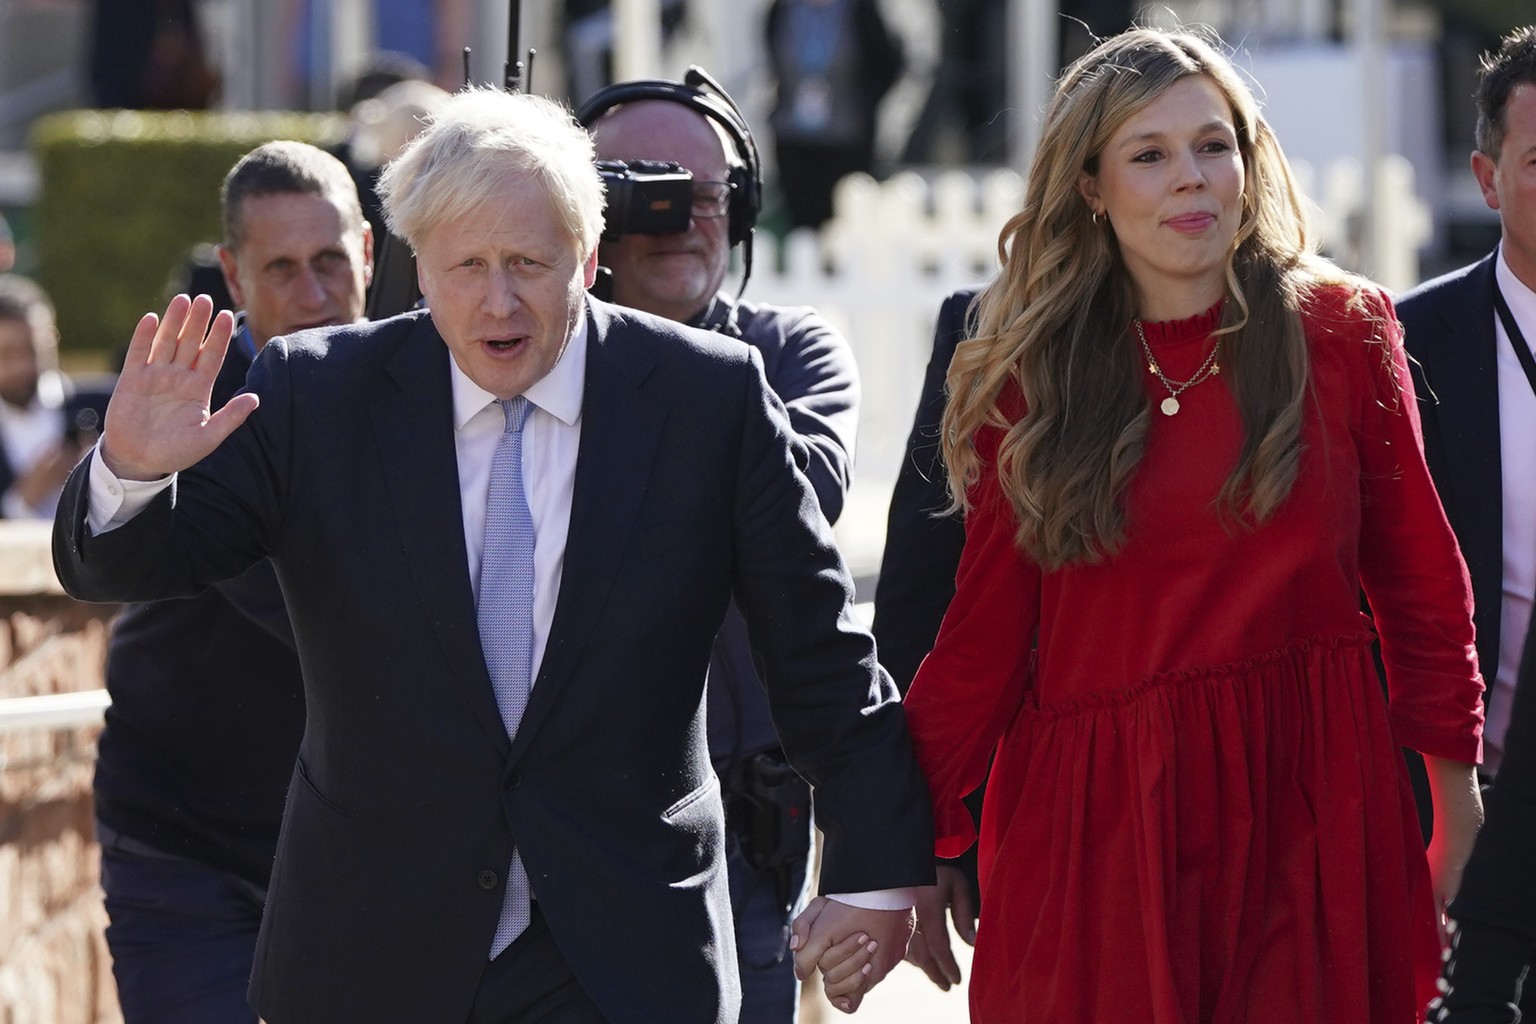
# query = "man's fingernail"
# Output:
<box><xmin>789</xmin><ymin>934</ymin><xmax>800</xmax><ymax>950</ymax></box>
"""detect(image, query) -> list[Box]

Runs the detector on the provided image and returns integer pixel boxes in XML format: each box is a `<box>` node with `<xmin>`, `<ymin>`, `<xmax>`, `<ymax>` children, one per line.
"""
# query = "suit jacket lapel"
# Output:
<box><xmin>371</xmin><ymin>315</ymin><xmax>511</xmax><ymax>754</ymax></box>
<box><xmin>510</xmin><ymin>304</ymin><xmax>667</xmax><ymax>759</ymax></box>
<box><xmin>1428</xmin><ymin>254</ymin><xmax>1502</xmax><ymax>581</ymax></box>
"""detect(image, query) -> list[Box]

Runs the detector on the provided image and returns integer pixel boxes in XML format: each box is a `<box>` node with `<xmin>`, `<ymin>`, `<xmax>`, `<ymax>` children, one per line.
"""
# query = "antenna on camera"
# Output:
<box><xmin>503</xmin><ymin>0</ymin><xmax>535</xmax><ymax>93</ymax></box>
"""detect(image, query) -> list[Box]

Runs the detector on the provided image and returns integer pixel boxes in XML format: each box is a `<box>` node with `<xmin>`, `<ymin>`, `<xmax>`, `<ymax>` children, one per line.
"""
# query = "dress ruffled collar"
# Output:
<box><xmin>1136</xmin><ymin>300</ymin><xmax>1224</xmax><ymax>347</ymax></box>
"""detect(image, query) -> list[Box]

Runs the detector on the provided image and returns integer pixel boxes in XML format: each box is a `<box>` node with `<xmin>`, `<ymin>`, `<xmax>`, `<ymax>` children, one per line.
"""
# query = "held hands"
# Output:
<box><xmin>905</xmin><ymin>864</ymin><xmax>977</xmax><ymax>991</ymax></box>
<box><xmin>99</xmin><ymin>294</ymin><xmax>256</xmax><ymax>481</ymax></box>
<box><xmin>789</xmin><ymin>897</ymin><xmax>914</xmax><ymax>1014</ymax></box>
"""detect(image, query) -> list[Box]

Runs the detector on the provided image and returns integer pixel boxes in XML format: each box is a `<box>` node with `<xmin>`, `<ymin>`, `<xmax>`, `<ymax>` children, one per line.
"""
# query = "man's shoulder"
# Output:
<box><xmin>592</xmin><ymin>298</ymin><xmax>754</xmax><ymax>367</ymax></box>
<box><xmin>1396</xmin><ymin>253</ymin><xmax>1495</xmax><ymax>320</ymax></box>
<box><xmin>729</xmin><ymin>296</ymin><xmax>848</xmax><ymax>358</ymax></box>
<box><xmin>264</xmin><ymin>310</ymin><xmax>429</xmax><ymax>371</ymax></box>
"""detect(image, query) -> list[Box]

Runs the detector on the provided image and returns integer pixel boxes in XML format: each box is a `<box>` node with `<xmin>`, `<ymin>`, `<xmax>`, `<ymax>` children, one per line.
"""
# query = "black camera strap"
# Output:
<box><xmin>1494</xmin><ymin>280</ymin><xmax>1536</xmax><ymax>401</ymax></box>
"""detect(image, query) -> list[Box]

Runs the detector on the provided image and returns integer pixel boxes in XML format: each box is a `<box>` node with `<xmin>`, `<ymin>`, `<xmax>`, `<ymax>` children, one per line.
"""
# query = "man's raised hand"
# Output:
<box><xmin>100</xmin><ymin>294</ymin><xmax>257</xmax><ymax>481</ymax></box>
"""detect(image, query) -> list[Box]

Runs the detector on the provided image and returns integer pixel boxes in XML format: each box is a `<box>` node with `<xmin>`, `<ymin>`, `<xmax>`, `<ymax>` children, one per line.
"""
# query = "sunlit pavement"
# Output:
<box><xmin>801</xmin><ymin>940</ymin><xmax>973</xmax><ymax>1023</ymax></box>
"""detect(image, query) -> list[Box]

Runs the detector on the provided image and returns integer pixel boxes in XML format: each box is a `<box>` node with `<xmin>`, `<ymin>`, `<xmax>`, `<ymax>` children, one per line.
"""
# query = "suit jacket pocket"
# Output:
<box><xmin>661</xmin><ymin>776</ymin><xmax>722</xmax><ymax>824</ymax></box>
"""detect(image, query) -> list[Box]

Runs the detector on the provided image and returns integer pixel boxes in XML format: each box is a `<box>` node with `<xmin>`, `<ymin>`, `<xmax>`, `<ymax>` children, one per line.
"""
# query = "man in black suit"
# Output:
<box><xmin>1398</xmin><ymin>26</ymin><xmax>1536</xmax><ymax>784</ymax></box>
<box><xmin>93</xmin><ymin>141</ymin><xmax>372</xmax><ymax>1024</ymax></box>
<box><xmin>54</xmin><ymin>88</ymin><xmax>932</xmax><ymax>1024</ymax></box>
<box><xmin>872</xmin><ymin>288</ymin><xmax>976</xmax><ymax>694</ymax></box>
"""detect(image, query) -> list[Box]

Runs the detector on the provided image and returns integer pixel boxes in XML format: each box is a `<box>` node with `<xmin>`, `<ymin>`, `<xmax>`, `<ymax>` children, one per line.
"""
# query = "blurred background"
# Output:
<box><xmin>0</xmin><ymin>2</ymin><xmax>1531</xmax><ymax>1022</ymax></box>
<box><xmin>0</xmin><ymin>0</ymin><xmax>1529</xmax><ymax>293</ymax></box>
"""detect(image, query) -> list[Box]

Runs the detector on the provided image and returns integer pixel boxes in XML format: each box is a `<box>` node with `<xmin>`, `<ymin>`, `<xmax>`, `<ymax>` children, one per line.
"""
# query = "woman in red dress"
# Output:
<box><xmin>900</xmin><ymin>27</ymin><xmax>1487</xmax><ymax>1023</ymax></box>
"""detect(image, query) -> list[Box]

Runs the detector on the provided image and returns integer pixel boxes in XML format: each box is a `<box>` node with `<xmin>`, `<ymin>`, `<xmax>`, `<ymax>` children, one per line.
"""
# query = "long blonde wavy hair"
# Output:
<box><xmin>943</xmin><ymin>27</ymin><xmax>1357</xmax><ymax>571</ymax></box>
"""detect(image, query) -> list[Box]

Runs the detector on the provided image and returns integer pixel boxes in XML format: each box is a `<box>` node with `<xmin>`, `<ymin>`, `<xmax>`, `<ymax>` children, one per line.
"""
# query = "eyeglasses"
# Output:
<box><xmin>690</xmin><ymin>180</ymin><xmax>734</xmax><ymax>219</ymax></box>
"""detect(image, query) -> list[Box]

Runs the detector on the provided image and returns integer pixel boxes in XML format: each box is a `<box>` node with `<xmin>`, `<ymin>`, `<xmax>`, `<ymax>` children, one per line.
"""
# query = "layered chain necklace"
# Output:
<box><xmin>1135</xmin><ymin>319</ymin><xmax>1221</xmax><ymax>416</ymax></box>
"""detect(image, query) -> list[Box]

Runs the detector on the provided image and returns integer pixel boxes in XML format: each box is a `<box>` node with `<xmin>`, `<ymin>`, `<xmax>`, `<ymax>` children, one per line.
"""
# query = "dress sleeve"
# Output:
<box><xmin>902</xmin><ymin>421</ymin><xmax>1041</xmax><ymax>857</ymax></box>
<box><xmin>1352</xmin><ymin>288</ymin><xmax>1485</xmax><ymax>763</ymax></box>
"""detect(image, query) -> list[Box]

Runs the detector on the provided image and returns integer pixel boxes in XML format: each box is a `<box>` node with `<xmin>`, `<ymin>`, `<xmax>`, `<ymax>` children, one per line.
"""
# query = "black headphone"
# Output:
<box><xmin>576</xmin><ymin>66</ymin><xmax>762</xmax><ymax>250</ymax></box>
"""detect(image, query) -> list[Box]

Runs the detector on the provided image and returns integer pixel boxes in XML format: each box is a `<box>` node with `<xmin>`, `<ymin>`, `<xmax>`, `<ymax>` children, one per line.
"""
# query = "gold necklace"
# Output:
<box><xmin>1135</xmin><ymin>319</ymin><xmax>1221</xmax><ymax>416</ymax></box>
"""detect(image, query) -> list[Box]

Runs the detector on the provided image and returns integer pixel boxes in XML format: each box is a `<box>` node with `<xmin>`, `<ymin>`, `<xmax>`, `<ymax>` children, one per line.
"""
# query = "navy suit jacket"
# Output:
<box><xmin>1397</xmin><ymin>252</ymin><xmax>1503</xmax><ymax>715</ymax></box>
<box><xmin>54</xmin><ymin>300</ymin><xmax>933</xmax><ymax>1024</ymax></box>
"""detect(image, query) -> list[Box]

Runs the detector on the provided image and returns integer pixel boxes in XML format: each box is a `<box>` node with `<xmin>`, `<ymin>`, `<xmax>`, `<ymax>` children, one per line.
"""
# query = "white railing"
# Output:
<box><xmin>0</xmin><ymin>689</ymin><xmax>110</xmax><ymax>736</ymax></box>
<box><xmin>754</xmin><ymin>157</ymin><xmax>1430</xmax><ymax>494</ymax></box>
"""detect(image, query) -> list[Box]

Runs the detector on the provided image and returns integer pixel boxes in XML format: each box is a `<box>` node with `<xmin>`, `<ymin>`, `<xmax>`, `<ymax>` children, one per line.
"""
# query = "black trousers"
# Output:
<box><xmin>467</xmin><ymin>905</ymin><xmax>608</xmax><ymax>1024</ymax></box>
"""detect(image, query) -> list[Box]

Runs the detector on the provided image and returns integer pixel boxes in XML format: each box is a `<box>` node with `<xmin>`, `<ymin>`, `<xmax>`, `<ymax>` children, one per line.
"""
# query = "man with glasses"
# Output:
<box><xmin>585</xmin><ymin>79</ymin><xmax>863</xmax><ymax>1023</ymax></box>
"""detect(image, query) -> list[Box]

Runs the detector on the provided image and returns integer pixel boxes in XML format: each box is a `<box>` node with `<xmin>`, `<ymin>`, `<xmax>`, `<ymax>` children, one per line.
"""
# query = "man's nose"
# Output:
<box><xmin>485</xmin><ymin>269</ymin><xmax>521</xmax><ymax>317</ymax></box>
<box><xmin>294</xmin><ymin>266</ymin><xmax>329</xmax><ymax>307</ymax></box>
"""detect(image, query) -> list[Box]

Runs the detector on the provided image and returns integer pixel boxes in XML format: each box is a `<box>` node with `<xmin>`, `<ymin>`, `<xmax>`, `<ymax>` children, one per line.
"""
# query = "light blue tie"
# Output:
<box><xmin>477</xmin><ymin>396</ymin><xmax>535</xmax><ymax>959</ymax></box>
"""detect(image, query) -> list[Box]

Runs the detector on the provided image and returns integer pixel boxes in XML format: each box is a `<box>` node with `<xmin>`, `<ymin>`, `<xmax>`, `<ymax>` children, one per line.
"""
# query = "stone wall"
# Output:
<box><xmin>0</xmin><ymin>521</ymin><xmax>120</xmax><ymax>1024</ymax></box>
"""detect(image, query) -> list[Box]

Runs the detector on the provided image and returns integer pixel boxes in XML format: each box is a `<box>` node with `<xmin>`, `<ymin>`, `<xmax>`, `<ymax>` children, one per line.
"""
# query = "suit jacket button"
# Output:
<box><xmin>506</xmin><ymin>772</ymin><xmax>522</xmax><ymax>789</ymax></box>
<box><xmin>478</xmin><ymin>870</ymin><xmax>498</xmax><ymax>890</ymax></box>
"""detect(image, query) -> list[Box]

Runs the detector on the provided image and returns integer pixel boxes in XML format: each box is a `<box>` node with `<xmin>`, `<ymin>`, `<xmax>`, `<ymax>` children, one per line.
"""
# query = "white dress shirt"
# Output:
<box><xmin>454</xmin><ymin>318</ymin><xmax>586</xmax><ymax>682</ymax></box>
<box><xmin>1490</xmin><ymin>248</ymin><xmax>1536</xmax><ymax>772</ymax></box>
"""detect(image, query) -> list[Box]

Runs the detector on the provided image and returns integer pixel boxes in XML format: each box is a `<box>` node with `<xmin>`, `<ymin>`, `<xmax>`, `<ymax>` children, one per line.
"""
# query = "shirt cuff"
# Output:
<box><xmin>825</xmin><ymin>888</ymin><xmax>921</xmax><ymax>911</ymax></box>
<box><xmin>87</xmin><ymin>446</ymin><xmax>174</xmax><ymax>535</ymax></box>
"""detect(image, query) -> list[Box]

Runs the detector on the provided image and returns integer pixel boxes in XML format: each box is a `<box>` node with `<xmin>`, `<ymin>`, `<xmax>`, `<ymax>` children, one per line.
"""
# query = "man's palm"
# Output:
<box><xmin>100</xmin><ymin>294</ymin><xmax>257</xmax><ymax>480</ymax></box>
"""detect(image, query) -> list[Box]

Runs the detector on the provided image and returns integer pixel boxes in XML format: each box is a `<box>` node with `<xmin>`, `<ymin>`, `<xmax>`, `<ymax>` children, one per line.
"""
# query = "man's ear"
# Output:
<box><xmin>216</xmin><ymin>244</ymin><xmax>246</xmax><ymax>308</ymax></box>
<box><xmin>415</xmin><ymin>252</ymin><xmax>430</xmax><ymax>304</ymax></box>
<box><xmin>582</xmin><ymin>248</ymin><xmax>599</xmax><ymax>289</ymax></box>
<box><xmin>361</xmin><ymin>223</ymin><xmax>375</xmax><ymax>287</ymax></box>
<box><xmin>1471</xmin><ymin>149</ymin><xmax>1501</xmax><ymax>213</ymax></box>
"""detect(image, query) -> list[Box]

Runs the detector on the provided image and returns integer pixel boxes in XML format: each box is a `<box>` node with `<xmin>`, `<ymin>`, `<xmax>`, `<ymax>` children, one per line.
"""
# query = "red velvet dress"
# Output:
<box><xmin>904</xmin><ymin>286</ymin><xmax>1485</xmax><ymax>1024</ymax></box>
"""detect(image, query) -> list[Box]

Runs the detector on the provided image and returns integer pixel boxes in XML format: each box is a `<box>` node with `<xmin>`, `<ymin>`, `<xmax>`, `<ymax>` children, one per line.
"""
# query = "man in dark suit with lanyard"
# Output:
<box><xmin>54</xmin><ymin>88</ymin><xmax>932</xmax><ymax>1023</ymax></box>
<box><xmin>1398</xmin><ymin>26</ymin><xmax>1536</xmax><ymax>786</ymax></box>
<box><xmin>1402</xmin><ymin>25</ymin><xmax>1536</xmax><ymax>1021</ymax></box>
<box><xmin>93</xmin><ymin>140</ymin><xmax>372</xmax><ymax>1024</ymax></box>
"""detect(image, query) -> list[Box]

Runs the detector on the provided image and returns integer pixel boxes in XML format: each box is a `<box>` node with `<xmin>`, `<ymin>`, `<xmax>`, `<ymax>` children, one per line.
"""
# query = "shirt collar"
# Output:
<box><xmin>233</xmin><ymin>316</ymin><xmax>259</xmax><ymax>362</ymax></box>
<box><xmin>449</xmin><ymin>304</ymin><xmax>589</xmax><ymax>431</ymax></box>
<box><xmin>1497</xmin><ymin>244</ymin><xmax>1536</xmax><ymax>337</ymax></box>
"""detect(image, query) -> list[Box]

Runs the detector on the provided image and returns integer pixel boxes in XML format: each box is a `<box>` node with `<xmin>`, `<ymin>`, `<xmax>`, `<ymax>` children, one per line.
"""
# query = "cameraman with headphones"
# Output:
<box><xmin>580</xmin><ymin>70</ymin><xmax>861</xmax><ymax>1023</ymax></box>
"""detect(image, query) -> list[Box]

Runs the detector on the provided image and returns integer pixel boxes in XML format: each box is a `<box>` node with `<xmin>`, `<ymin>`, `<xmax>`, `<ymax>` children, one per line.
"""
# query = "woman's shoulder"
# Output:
<box><xmin>1296</xmin><ymin>278</ymin><xmax>1407</xmax><ymax>408</ymax></box>
<box><xmin>1296</xmin><ymin>278</ymin><xmax>1396</xmax><ymax>345</ymax></box>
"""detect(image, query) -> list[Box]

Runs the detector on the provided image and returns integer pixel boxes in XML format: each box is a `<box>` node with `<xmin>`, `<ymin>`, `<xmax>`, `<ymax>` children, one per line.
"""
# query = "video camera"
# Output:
<box><xmin>597</xmin><ymin>159</ymin><xmax>694</xmax><ymax>241</ymax></box>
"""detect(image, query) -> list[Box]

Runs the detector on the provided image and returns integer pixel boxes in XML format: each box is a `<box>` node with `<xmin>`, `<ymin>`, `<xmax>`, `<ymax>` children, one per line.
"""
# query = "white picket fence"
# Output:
<box><xmin>753</xmin><ymin>157</ymin><xmax>1432</xmax><ymax>499</ymax></box>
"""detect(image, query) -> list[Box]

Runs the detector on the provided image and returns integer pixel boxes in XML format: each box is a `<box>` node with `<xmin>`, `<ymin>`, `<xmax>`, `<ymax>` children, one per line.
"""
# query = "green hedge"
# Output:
<box><xmin>32</xmin><ymin>110</ymin><xmax>347</xmax><ymax>359</ymax></box>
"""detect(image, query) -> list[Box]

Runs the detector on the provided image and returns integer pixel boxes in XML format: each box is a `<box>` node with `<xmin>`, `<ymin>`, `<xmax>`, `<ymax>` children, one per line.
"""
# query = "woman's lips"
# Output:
<box><xmin>1165</xmin><ymin>213</ymin><xmax>1217</xmax><ymax>234</ymax></box>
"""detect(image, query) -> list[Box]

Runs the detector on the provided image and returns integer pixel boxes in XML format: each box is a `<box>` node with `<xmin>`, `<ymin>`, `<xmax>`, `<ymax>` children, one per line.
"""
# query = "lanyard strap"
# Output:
<box><xmin>1494</xmin><ymin>281</ymin><xmax>1536</xmax><ymax>401</ymax></box>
